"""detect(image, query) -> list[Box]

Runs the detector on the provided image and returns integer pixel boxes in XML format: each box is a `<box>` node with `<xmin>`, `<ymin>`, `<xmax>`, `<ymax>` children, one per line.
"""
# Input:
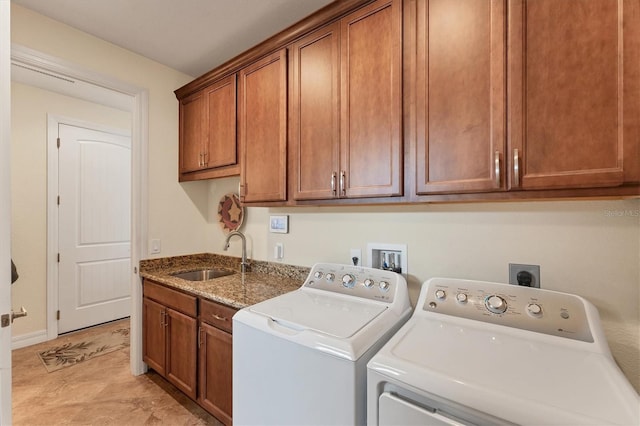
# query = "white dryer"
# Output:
<box><xmin>233</xmin><ymin>263</ymin><xmax>411</xmax><ymax>426</ymax></box>
<box><xmin>368</xmin><ymin>277</ymin><xmax>640</xmax><ymax>425</ymax></box>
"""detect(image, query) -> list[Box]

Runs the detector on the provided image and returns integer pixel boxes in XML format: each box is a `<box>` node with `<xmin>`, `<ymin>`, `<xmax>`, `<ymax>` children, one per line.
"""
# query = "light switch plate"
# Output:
<box><xmin>150</xmin><ymin>239</ymin><xmax>161</xmax><ymax>255</ymax></box>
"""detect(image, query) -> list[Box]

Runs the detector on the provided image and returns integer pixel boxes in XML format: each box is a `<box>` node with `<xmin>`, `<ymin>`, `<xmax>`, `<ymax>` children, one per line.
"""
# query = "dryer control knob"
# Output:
<box><xmin>485</xmin><ymin>295</ymin><xmax>507</xmax><ymax>314</ymax></box>
<box><xmin>527</xmin><ymin>303</ymin><xmax>542</xmax><ymax>316</ymax></box>
<box><xmin>325</xmin><ymin>273</ymin><xmax>335</xmax><ymax>282</ymax></box>
<box><xmin>435</xmin><ymin>289</ymin><xmax>446</xmax><ymax>300</ymax></box>
<box><xmin>363</xmin><ymin>278</ymin><xmax>375</xmax><ymax>288</ymax></box>
<box><xmin>314</xmin><ymin>271</ymin><xmax>323</xmax><ymax>279</ymax></box>
<box><xmin>379</xmin><ymin>281</ymin><xmax>390</xmax><ymax>292</ymax></box>
<box><xmin>342</xmin><ymin>274</ymin><xmax>356</xmax><ymax>288</ymax></box>
<box><xmin>456</xmin><ymin>293</ymin><xmax>468</xmax><ymax>303</ymax></box>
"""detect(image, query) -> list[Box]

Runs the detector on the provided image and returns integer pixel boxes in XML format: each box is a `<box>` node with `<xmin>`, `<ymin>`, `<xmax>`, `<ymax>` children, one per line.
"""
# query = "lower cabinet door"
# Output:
<box><xmin>166</xmin><ymin>308</ymin><xmax>198</xmax><ymax>399</ymax></box>
<box><xmin>142</xmin><ymin>297</ymin><xmax>166</xmax><ymax>376</ymax></box>
<box><xmin>198</xmin><ymin>322</ymin><xmax>233</xmax><ymax>425</ymax></box>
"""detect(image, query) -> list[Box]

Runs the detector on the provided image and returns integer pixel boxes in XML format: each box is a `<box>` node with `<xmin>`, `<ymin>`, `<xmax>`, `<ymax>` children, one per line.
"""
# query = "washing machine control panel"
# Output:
<box><xmin>422</xmin><ymin>278</ymin><xmax>594</xmax><ymax>342</ymax></box>
<box><xmin>304</xmin><ymin>263</ymin><xmax>403</xmax><ymax>303</ymax></box>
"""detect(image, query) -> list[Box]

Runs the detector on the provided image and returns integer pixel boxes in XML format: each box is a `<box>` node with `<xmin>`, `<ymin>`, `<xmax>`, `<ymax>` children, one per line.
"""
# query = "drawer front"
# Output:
<box><xmin>200</xmin><ymin>299</ymin><xmax>237</xmax><ymax>332</ymax></box>
<box><xmin>144</xmin><ymin>280</ymin><xmax>197</xmax><ymax>317</ymax></box>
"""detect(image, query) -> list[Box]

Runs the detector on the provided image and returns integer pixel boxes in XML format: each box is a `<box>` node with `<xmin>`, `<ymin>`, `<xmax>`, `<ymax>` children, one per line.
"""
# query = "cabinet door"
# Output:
<box><xmin>416</xmin><ymin>0</ymin><xmax>506</xmax><ymax>194</ymax></box>
<box><xmin>166</xmin><ymin>308</ymin><xmax>198</xmax><ymax>399</ymax></box>
<box><xmin>179</xmin><ymin>90</ymin><xmax>205</xmax><ymax>174</ymax></box>
<box><xmin>508</xmin><ymin>0</ymin><xmax>640</xmax><ymax>190</ymax></box>
<box><xmin>239</xmin><ymin>49</ymin><xmax>288</xmax><ymax>203</ymax></box>
<box><xmin>205</xmin><ymin>74</ymin><xmax>237</xmax><ymax>169</ymax></box>
<box><xmin>341</xmin><ymin>0</ymin><xmax>403</xmax><ymax>198</ymax></box>
<box><xmin>290</xmin><ymin>22</ymin><xmax>341</xmax><ymax>200</ymax></box>
<box><xmin>142</xmin><ymin>297</ymin><xmax>166</xmax><ymax>376</ymax></box>
<box><xmin>198</xmin><ymin>322</ymin><xmax>233</xmax><ymax>425</ymax></box>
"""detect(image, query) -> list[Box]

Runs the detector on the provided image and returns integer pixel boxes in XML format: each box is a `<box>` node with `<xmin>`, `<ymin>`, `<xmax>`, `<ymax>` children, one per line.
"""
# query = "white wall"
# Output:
<box><xmin>10</xmin><ymin>82</ymin><xmax>131</xmax><ymax>336</ymax></box>
<box><xmin>10</xmin><ymin>5</ymin><xmax>207</xmax><ymax>334</ymax></box>
<box><xmin>208</xmin><ymin>177</ymin><xmax>640</xmax><ymax>392</ymax></box>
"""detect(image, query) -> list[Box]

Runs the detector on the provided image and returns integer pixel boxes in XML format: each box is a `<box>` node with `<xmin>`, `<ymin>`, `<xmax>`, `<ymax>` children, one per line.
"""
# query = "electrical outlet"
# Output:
<box><xmin>509</xmin><ymin>263</ymin><xmax>541</xmax><ymax>288</ymax></box>
<box><xmin>350</xmin><ymin>248</ymin><xmax>362</xmax><ymax>266</ymax></box>
<box><xmin>274</xmin><ymin>243</ymin><xmax>284</xmax><ymax>260</ymax></box>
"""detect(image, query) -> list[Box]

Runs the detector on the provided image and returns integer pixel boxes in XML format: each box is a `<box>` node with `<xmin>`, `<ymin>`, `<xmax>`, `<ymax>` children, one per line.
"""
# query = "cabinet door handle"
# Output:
<box><xmin>203</xmin><ymin>151</ymin><xmax>208</xmax><ymax>167</ymax></box>
<box><xmin>198</xmin><ymin>326</ymin><xmax>203</xmax><ymax>348</ymax></box>
<box><xmin>199</xmin><ymin>152</ymin><xmax>203</xmax><ymax>167</ymax></box>
<box><xmin>340</xmin><ymin>171</ymin><xmax>346</xmax><ymax>196</ymax></box>
<box><xmin>513</xmin><ymin>149</ymin><xmax>520</xmax><ymax>187</ymax></box>
<box><xmin>331</xmin><ymin>172</ymin><xmax>337</xmax><ymax>196</ymax></box>
<box><xmin>211</xmin><ymin>313</ymin><xmax>228</xmax><ymax>322</ymax></box>
<box><xmin>494</xmin><ymin>151</ymin><xmax>500</xmax><ymax>188</ymax></box>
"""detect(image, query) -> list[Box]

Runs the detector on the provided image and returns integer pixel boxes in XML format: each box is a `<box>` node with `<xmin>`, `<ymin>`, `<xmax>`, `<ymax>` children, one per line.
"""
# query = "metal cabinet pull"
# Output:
<box><xmin>211</xmin><ymin>313</ymin><xmax>228</xmax><ymax>322</ymax></box>
<box><xmin>203</xmin><ymin>151</ymin><xmax>209</xmax><ymax>167</ymax></box>
<box><xmin>198</xmin><ymin>326</ymin><xmax>204</xmax><ymax>348</ymax></box>
<box><xmin>513</xmin><ymin>149</ymin><xmax>520</xmax><ymax>187</ymax></box>
<box><xmin>494</xmin><ymin>151</ymin><xmax>500</xmax><ymax>188</ymax></box>
<box><xmin>159</xmin><ymin>310</ymin><xmax>164</xmax><ymax>327</ymax></box>
<box><xmin>340</xmin><ymin>171</ymin><xmax>346</xmax><ymax>196</ymax></box>
<box><xmin>198</xmin><ymin>152</ymin><xmax>203</xmax><ymax>167</ymax></box>
<box><xmin>331</xmin><ymin>172</ymin><xmax>337</xmax><ymax>195</ymax></box>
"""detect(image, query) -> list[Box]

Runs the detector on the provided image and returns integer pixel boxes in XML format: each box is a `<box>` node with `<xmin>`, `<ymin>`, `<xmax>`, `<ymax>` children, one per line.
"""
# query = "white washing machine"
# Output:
<box><xmin>368</xmin><ymin>277</ymin><xmax>640</xmax><ymax>425</ymax></box>
<box><xmin>233</xmin><ymin>263</ymin><xmax>411</xmax><ymax>425</ymax></box>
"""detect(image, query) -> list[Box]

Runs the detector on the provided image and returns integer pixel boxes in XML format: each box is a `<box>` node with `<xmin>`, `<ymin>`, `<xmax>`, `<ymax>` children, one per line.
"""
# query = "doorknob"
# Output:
<box><xmin>11</xmin><ymin>306</ymin><xmax>27</xmax><ymax>323</ymax></box>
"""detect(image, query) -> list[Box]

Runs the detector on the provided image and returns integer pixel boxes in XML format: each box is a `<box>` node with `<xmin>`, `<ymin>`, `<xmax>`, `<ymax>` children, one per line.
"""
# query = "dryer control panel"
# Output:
<box><xmin>422</xmin><ymin>278</ymin><xmax>594</xmax><ymax>342</ymax></box>
<box><xmin>304</xmin><ymin>263</ymin><xmax>404</xmax><ymax>303</ymax></box>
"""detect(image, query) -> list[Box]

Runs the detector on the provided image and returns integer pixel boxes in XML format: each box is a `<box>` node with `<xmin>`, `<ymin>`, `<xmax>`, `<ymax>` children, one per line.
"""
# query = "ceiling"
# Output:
<box><xmin>11</xmin><ymin>0</ymin><xmax>335</xmax><ymax>77</ymax></box>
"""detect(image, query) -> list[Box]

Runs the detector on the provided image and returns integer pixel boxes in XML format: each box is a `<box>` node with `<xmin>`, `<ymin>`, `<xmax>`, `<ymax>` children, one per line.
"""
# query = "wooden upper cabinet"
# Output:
<box><xmin>239</xmin><ymin>49</ymin><xmax>288</xmax><ymax>203</ymax></box>
<box><xmin>291</xmin><ymin>0</ymin><xmax>403</xmax><ymax>201</ymax></box>
<box><xmin>341</xmin><ymin>0</ymin><xmax>403</xmax><ymax>198</ymax></box>
<box><xmin>290</xmin><ymin>23</ymin><xmax>341</xmax><ymax>200</ymax></box>
<box><xmin>416</xmin><ymin>0</ymin><xmax>506</xmax><ymax>194</ymax></box>
<box><xmin>179</xmin><ymin>91</ymin><xmax>205</xmax><ymax>174</ymax></box>
<box><xmin>179</xmin><ymin>74</ymin><xmax>239</xmax><ymax>181</ymax></box>
<box><xmin>508</xmin><ymin>0</ymin><xmax>640</xmax><ymax>190</ymax></box>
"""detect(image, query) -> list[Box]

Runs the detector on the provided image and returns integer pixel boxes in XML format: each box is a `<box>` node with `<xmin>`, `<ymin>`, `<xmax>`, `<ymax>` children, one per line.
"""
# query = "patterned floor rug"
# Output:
<box><xmin>37</xmin><ymin>327</ymin><xmax>130</xmax><ymax>373</ymax></box>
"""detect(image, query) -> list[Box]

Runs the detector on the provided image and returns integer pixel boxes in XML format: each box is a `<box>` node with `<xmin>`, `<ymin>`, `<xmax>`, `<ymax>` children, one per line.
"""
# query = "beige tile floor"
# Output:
<box><xmin>12</xmin><ymin>319</ymin><xmax>222</xmax><ymax>425</ymax></box>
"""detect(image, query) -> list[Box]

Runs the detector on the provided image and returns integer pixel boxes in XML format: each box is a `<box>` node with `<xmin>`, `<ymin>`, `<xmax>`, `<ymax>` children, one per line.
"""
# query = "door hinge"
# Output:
<box><xmin>57</xmin><ymin>253</ymin><xmax>60</xmax><ymax>263</ymax></box>
<box><xmin>1</xmin><ymin>314</ymin><xmax>9</xmax><ymax>328</ymax></box>
<box><xmin>57</xmin><ymin>195</ymin><xmax>60</xmax><ymax>205</ymax></box>
<box><xmin>56</xmin><ymin>310</ymin><xmax>60</xmax><ymax>320</ymax></box>
<box><xmin>57</xmin><ymin>137</ymin><xmax>60</xmax><ymax>148</ymax></box>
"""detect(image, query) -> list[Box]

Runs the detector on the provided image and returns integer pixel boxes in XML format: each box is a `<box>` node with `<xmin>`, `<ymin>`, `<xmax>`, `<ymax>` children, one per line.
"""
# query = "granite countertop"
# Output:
<box><xmin>139</xmin><ymin>253</ymin><xmax>310</xmax><ymax>309</ymax></box>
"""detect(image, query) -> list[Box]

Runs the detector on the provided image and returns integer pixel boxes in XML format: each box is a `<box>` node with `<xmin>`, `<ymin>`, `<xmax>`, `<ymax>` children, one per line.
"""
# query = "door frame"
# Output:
<box><xmin>11</xmin><ymin>44</ymin><xmax>148</xmax><ymax>376</ymax></box>
<box><xmin>1</xmin><ymin>2</ymin><xmax>13</xmax><ymax>423</ymax></box>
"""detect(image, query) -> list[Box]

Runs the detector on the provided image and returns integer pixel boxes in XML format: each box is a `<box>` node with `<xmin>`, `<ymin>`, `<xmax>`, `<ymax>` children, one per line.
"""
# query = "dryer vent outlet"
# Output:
<box><xmin>509</xmin><ymin>263</ymin><xmax>541</xmax><ymax>288</ymax></box>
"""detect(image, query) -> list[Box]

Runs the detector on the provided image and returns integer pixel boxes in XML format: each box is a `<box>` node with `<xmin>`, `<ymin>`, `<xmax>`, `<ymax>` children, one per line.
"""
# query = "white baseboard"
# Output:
<box><xmin>12</xmin><ymin>329</ymin><xmax>49</xmax><ymax>350</ymax></box>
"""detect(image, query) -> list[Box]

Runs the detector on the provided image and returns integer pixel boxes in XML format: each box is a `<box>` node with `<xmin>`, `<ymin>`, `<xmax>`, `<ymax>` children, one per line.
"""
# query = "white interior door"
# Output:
<box><xmin>1</xmin><ymin>1</ymin><xmax>12</xmax><ymax>423</ymax></box>
<box><xmin>58</xmin><ymin>123</ymin><xmax>131</xmax><ymax>333</ymax></box>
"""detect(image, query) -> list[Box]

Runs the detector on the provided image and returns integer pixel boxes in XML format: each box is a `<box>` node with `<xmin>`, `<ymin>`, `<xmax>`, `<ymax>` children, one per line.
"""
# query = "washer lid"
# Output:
<box><xmin>371</xmin><ymin>317</ymin><xmax>639</xmax><ymax>425</ymax></box>
<box><xmin>249</xmin><ymin>289</ymin><xmax>387</xmax><ymax>339</ymax></box>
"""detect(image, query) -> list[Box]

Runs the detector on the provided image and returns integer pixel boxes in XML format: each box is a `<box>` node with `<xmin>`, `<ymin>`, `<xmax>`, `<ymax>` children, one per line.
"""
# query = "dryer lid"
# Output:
<box><xmin>249</xmin><ymin>289</ymin><xmax>387</xmax><ymax>339</ymax></box>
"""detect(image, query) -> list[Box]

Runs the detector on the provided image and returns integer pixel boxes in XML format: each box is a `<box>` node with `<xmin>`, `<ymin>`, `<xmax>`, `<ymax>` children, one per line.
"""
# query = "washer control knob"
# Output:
<box><xmin>325</xmin><ymin>273</ymin><xmax>335</xmax><ymax>282</ymax></box>
<box><xmin>435</xmin><ymin>289</ymin><xmax>446</xmax><ymax>300</ymax></box>
<box><xmin>379</xmin><ymin>281</ymin><xmax>390</xmax><ymax>292</ymax></box>
<box><xmin>527</xmin><ymin>303</ymin><xmax>542</xmax><ymax>316</ymax></box>
<box><xmin>342</xmin><ymin>274</ymin><xmax>356</xmax><ymax>288</ymax></box>
<box><xmin>363</xmin><ymin>278</ymin><xmax>375</xmax><ymax>288</ymax></box>
<box><xmin>456</xmin><ymin>293</ymin><xmax>468</xmax><ymax>303</ymax></box>
<box><xmin>485</xmin><ymin>295</ymin><xmax>507</xmax><ymax>314</ymax></box>
<box><xmin>314</xmin><ymin>271</ymin><xmax>323</xmax><ymax>279</ymax></box>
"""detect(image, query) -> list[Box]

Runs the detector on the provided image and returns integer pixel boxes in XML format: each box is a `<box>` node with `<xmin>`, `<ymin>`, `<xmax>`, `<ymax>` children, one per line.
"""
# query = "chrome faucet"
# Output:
<box><xmin>224</xmin><ymin>230</ymin><xmax>249</xmax><ymax>273</ymax></box>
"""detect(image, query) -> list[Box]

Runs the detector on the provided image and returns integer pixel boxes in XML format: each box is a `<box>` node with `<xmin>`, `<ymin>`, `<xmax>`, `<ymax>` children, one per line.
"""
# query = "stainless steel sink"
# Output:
<box><xmin>170</xmin><ymin>268</ymin><xmax>235</xmax><ymax>281</ymax></box>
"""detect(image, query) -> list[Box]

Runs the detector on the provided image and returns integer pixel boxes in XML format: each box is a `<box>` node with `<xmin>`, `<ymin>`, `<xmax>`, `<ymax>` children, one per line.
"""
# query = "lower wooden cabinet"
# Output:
<box><xmin>143</xmin><ymin>281</ymin><xmax>198</xmax><ymax>399</ymax></box>
<box><xmin>143</xmin><ymin>279</ymin><xmax>236</xmax><ymax>425</ymax></box>
<box><xmin>199</xmin><ymin>322</ymin><xmax>233</xmax><ymax>425</ymax></box>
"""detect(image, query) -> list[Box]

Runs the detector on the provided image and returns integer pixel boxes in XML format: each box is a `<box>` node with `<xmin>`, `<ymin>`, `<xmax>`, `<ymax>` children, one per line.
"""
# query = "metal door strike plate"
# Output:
<box><xmin>1</xmin><ymin>314</ymin><xmax>9</xmax><ymax>328</ymax></box>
